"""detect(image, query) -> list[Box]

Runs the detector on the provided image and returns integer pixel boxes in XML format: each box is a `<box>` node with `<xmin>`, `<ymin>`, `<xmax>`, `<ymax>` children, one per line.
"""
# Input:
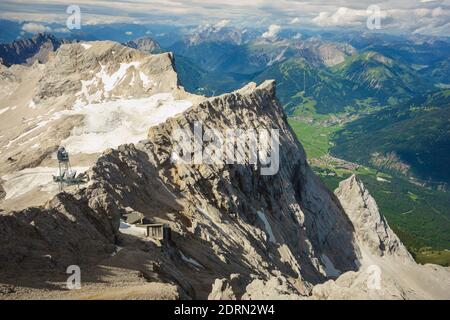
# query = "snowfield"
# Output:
<box><xmin>62</xmin><ymin>93</ymin><xmax>192</xmax><ymax>154</ymax></box>
<box><xmin>2</xmin><ymin>166</ymin><xmax>89</xmax><ymax>200</ymax></box>
<box><xmin>0</xmin><ymin>51</ymin><xmax>195</xmax><ymax>210</ymax></box>
<box><xmin>119</xmin><ymin>220</ymin><xmax>147</xmax><ymax>237</ymax></box>
<box><xmin>99</xmin><ymin>62</ymin><xmax>141</xmax><ymax>93</ymax></box>
<box><xmin>180</xmin><ymin>251</ymin><xmax>203</xmax><ymax>269</ymax></box>
<box><xmin>257</xmin><ymin>210</ymin><xmax>276</xmax><ymax>243</ymax></box>
<box><xmin>0</xmin><ymin>107</ymin><xmax>10</xmax><ymax>115</ymax></box>
<box><xmin>60</xmin><ymin>57</ymin><xmax>192</xmax><ymax>154</ymax></box>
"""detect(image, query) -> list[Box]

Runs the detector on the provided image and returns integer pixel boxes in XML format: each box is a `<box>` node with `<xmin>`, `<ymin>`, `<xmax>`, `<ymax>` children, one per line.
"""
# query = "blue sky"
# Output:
<box><xmin>0</xmin><ymin>0</ymin><xmax>449</xmax><ymax>36</ymax></box>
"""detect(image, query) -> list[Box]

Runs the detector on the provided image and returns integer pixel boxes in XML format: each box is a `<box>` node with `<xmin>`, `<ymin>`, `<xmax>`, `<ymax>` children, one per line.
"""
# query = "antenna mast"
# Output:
<box><xmin>53</xmin><ymin>146</ymin><xmax>86</xmax><ymax>191</ymax></box>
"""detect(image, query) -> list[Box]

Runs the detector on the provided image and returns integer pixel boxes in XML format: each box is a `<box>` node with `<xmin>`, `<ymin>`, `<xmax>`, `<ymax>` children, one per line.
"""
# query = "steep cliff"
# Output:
<box><xmin>0</xmin><ymin>80</ymin><xmax>361</xmax><ymax>299</ymax></box>
<box><xmin>312</xmin><ymin>175</ymin><xmax>450</xmax><ymax>300</ymax></box>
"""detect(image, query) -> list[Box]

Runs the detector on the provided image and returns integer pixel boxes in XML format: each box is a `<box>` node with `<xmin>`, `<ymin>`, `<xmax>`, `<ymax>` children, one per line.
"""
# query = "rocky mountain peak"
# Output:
<box><xmin>124</xmin><ymin>36</ymin><xmax>162</xmax><ymax>54</ymax></box>
<box><xmin>0</xmin><ymin>33</ymin><xmax>65</xmax><ymax>67</ymax></box>
<box><xmin>36</xmin><ymin>40</ymin><xmax>181</xmax><ymax>102</ymax></box>
<box><xmin>185</xmin><ymin>24</ymin><xmax>252</xmax><ymax>46</ymax></box>
<box><xmin>0</xmin><ymin>77</ymin><xmax>362</xmax><ymax>298</ymax></box>
<box><xmin>335</xmin><ymin>174</ymin><xmax>413</xmax><ymax>261</ymax></box>
<box><xmin>312</xmin><ymin>174</ymin><xmax>449</xmax><ymax>300</ymax></box>
<box><xmin>364</xmin><ymin>51</ymin><xmax>393</xmax><ymax>65</ymax></box>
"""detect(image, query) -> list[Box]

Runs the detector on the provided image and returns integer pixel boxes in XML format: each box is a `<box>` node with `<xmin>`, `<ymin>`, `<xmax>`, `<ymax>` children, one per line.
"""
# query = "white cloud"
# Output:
<box><xmin>214</xmin><ymin>19</ymin><xmax>230</xmax><ymax>30</ymax></box>
<box><xmin>21</xmin><ymin>22</ymin><xmax>51</xmax><ymax>33</ymax></box>
<box><xmin>312</xmin><ymin>7</ymin><xmax>367</xmax><ymax>27</ymax></box>
<box><xmin>262</xmin><ymin>24</ymin><xmax>281</xmax><ymax>39</ymax></box>
<box><xmin>0</xmin><ymin>0</ymin><xmax>449</xmax><ymax>36</ymax></box>
<box><xmin>415</xmin><ymin>8</ymin><xmax>431</xmax><ymax>17</ymax></box>
<box><xmin>54</xmin><ymin>27</ymin><xmax>70</xmax><ymax>33</ymax></box>
<box><xmin>432</xmin><ymin>7</ymin><xmax>444</xmax><ymax>17</ymax></box>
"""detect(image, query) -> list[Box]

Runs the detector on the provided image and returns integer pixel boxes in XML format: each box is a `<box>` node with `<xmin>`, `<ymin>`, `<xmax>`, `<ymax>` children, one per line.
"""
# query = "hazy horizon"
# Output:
<box><xmin>0</xmin><ymin>0</ymin><xmax>449</xmax><ymax>37</ymax></box>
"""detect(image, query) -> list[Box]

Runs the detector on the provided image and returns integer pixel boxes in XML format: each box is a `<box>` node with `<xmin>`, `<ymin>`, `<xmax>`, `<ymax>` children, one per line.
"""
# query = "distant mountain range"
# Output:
<box><xmin>246</xmin><ymin>50</ymin><xmax>432</xmax><ymax>114</ymax></box>
<box><xmin>0</xmin><ymin>33</ymin><xmax>65</xmax><ymax>66</ymax></box>
<box><xmin>170</xmin><ymin>36</ymin><xmax>356</xmax><ymax>73</ymax></box>
<box><xmin>1</xmin><ymin>30</ymin><xmax>447</xmax><ymax>112</ymax></box>
<box><xmin>166</xmin><ymin>29</ymin><xmax>448</xmax><ymax>116</ymax></box>
<box><xmin>1</xmin><ymin>29</ymin><xmax>449</xmax><ymax>187</ymax></box>
<box><xmin>124</xmin><ymin>36</ymin><xmax>162</xmax><ymax>54</ymax></box>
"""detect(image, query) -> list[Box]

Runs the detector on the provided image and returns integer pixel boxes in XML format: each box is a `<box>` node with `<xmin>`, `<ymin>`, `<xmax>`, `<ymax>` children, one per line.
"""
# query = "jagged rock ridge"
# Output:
<box><xmin>124</xmin><ymin>36</ymin><xmax>162</xmax><ymax>54</ymax></box>
<box><xmin>0</xmin><ymin>33</ymin><xmax>66</xmax><ymax>67</ymax></box>
<box><xmin>0</xmin><ymin>78</ymin><xmax>361</xmax><ymax>299</ymax></box>
<box><xmin>312</xmin><ymin>175</ymin><xmax>450</xmax><ymax>300</ymax></box>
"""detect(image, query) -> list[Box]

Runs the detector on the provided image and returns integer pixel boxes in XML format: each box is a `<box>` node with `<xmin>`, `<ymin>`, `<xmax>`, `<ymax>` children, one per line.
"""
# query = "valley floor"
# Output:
<box><xmin>288</xmin><ymin>117</ymin><xmax>450</xmax><ymax>267</ymax></box>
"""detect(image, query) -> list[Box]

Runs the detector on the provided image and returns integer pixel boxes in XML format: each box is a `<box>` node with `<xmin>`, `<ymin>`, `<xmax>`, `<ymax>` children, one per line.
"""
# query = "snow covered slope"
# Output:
<box><xmin>0</xmin><ymin>41</ymin><xmax>202</xmax><ymax>211</ymax></box>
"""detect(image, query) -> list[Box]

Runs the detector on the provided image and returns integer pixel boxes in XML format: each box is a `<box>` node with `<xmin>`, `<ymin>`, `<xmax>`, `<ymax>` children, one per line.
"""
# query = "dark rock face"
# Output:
<box><xmin>0</xmin><ymin>188</ymin><xmax>119</xmax><ymax>276</ymax></box>
<box><xmin>0</xmin><ymin>182</ymin><xmax>5</xmax><ymax>201</ymax></box>
<box><xmin>0</xmin><ymin>33</ymin><xmax>65</xmax><ymax>67</ymax></box>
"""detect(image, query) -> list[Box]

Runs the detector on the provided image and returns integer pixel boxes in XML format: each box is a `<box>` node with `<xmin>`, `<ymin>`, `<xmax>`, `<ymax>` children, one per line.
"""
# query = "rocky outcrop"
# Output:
<box><xmin>311</xmin><ymin>175</ymin><xmax>450</xmax><ymax>300</ymax></box>
<box><xmin>124</xmin><ymin>37</ymin><xmax>162</xmax><ymax>54</ymax></box>
<box><xmin>0</xmin><ymin>181</ymin><xmax>5</xmax><ymax>201</ymax></box>
<box><xmin>208</xmin><ymin>278</ymin><xmax>237</xmax><ymax>300</ymax></box>
<box><xmin>143</xmin><ymin>80</ymin><xmax>360</xmax><ymax>283</ymax></box>
<box><xmin>242</xmin><ymin>275</ymin><xmax>302</xmax><ymax>300</ymax></box>
<box><xmin>0</xmin><ymin>41</ymin><xmax>199</xmax><ymax>212</ymax></box>
<box><xmin>35</xmin><ymin>41</ymin><xmax>181</xmax><ymax>102</ymax></box>
<box><xmin>314</xmin><ymin>42</ymin><xmax>356</xmax><ymax>67</ymax></box>
<box><xmin>0</xmin><ymin>190</ymin><xmax>118</xmax><ymax>274</ymax></box>
<box><xmin>0</xmin><ymin>33</ymin><xmax>65</xmax><ymax>67</ymax></box>
<box><xmin>335</xmin><ymin>175</ymin><xmax>413</xmax><ymax>260</ymax></box>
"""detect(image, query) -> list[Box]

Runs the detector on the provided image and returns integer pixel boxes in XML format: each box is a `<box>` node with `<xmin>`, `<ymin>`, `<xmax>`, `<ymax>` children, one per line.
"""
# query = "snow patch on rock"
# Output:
<box><xmin>0</xmin><ymin>107</ymin><xmax>10</xmax><ymax>115</ymax></box>
<box><xmin>99</xmin><ymin>62</ymin><xmax>140</xmax><ymax>93</ymax></box>
<box><xmin>81</xmin><ymin>43</ymin><xmax>92</xmax><ymax>50</ymax></box>
<box><xmin>321</xmin><ymin>254</ymin><xmax>341</xmax><ymax>277</ymax></box>
<box><xmin>257</xmin><ymin>210</ymin><xmax>276</xmax><ymax>243</ymax></box>
<box><xmin>2</xmin><ymin>166</ymin><xmax>89</xmax><ymax>200</ymax></box>
<box><xmin>180</xmin><ymin>251</ymin><xmax>203</xmax><ymax>269</ymax></box>
<box><xmin>119</xmin><ymin>220</ymin><xmax>147</xmax><ymax>237</ymax></box>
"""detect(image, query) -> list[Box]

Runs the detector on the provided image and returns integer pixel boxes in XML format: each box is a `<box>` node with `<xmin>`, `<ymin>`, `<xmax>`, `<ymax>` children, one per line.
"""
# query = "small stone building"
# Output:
<box><xmin>145</xmin><ymin>224</ymin><xmax>171</xmax><ymax>241</ymax></box>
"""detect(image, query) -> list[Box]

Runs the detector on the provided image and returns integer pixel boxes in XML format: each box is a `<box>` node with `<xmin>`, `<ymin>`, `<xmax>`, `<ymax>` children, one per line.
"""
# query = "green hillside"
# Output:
<box><xmin>253</xmin><ymin>57</ymin><xmax>373</xmax><ymax>114</ymax></box>
<box><xmin>253</xmin><ymin>51</ymin><xmax>431</xmax><ymax>115</ymax></box>
<box><xmin>331</xmin><ymin>51</ymin><xmax>431</xmax><ymax>103</ymax></box>
<box><xmin>332</xmin><ymin>89</ymin><xmax>450</xmax><ymax>185</ymax></box>
<box><xmin>174</xmin><ymin>54</ymin><xmax>254</xmax><ymax>96</ymax></box>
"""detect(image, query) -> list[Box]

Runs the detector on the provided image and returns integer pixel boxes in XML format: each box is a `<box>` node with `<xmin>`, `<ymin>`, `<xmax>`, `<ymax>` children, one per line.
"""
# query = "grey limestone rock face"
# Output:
<box><xmin>311</xmin><ymin>174</ymin><xmax>450</xmax><ymax>300</ymax></box>
<box><xmin>0</xmin><ymin>78</ymin><xmax>360</xmax><ymax>299</ymax></box>
<box><xmin>335</xmin><ymin>174</ymin><xmax>413</xmax><ymax>261</ymax></box>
